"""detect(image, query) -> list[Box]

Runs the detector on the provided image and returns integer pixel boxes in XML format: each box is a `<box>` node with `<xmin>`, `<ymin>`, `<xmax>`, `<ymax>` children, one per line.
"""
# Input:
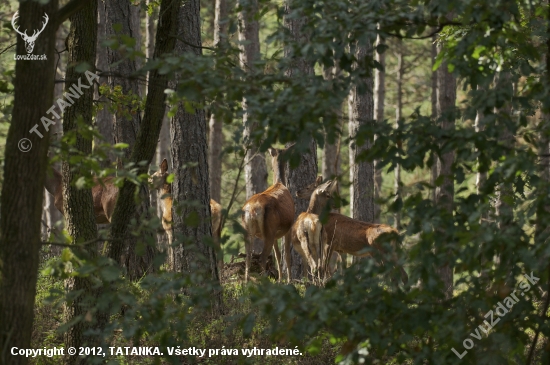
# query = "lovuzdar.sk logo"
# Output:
<box><xmin>11</xmin><ymin>11</ymin><xmax>48</xmax><ymax>61</ymax></box>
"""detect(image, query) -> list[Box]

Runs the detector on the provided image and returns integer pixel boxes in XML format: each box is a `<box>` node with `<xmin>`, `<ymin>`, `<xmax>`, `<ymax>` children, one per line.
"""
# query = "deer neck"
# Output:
<box><xmin>273</xmin><ymin>159</ymin><xmax>286</xmax><ymax>185</ymax></box>
<box><xmin>307</xmin><ymin>194</ymin><xmax>328</xmax><ymax>215</ymax></box>
<box><xmin>44</xmin><ymin>167</ymin><xmax>62</xmax><ymax>197</ymax></box>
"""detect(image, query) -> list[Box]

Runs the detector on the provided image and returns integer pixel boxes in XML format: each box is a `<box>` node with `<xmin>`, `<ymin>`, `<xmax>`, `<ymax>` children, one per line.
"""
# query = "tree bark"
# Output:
<box><xmin>394</xmin><ymin>40</ymin><xmax>404</xmax><ymax>230</ymax></box>
<box><xmin>322</xmin><ymin>65</ymin><xmax>342</xmax><ymax>184</ymax></box>
<box><xmin>94</xmin><ymin>1</ymin><xmax>114</xmax><ymax>167</ymax></box>
<box><xmin>61</xmin><ymin>2</ymin><xmax>101</xmax><ymax>361</ymax></box>
<box><xmin>107</xmin><ymin>0</ymin><xmax>181</xmax><ymax>276</ymax></box>
<box><xmin>209</xmin><ymin>0</ymin><xmax>228</xmax><ymax>205</ymax></box>
<box><xmin>104</xmin><ymin>0</ymin><xmax>156</xmax><ymax>279</ymax></box>
<box><xmin>170</xmin><ymin>0</ymin><xmax>222</xmax><ymax>306</ymax></box>
<box><xmin>435</xmin><ymin>32</ymin><xmax>456</xmax><ymax>300</ymax></box>
<box><xmin>431</xmin><ymin>34</ymin><xmax>438</xmax><ymax>203</ymax></box>
<box><xmin>238</xmin><ymin>0</ymin><xmax>268</xmax><ymax>255</ymax></box>
<box><xmin>373</xmin><ymin>33</ymin><xmax>385</xmax><ymax>223</ymax></box>
<box><xmin>282</xmin><ymin>2</ymin><xmax>318</xmax><ymax>279</ymax></box>
<box><xmin>348</xmin><ymin>42</ymin><xmax>375</xmax><ymax>224</ymax></box>
<box><xmin>0</xmin><ymin>2</ymin><xmax>60</xmax><ymax>364</ymax></box>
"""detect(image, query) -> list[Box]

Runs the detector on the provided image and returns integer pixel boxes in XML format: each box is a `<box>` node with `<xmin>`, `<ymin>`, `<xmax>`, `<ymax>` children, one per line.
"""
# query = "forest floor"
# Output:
<box><xmin>30</xmin><ymin>254</ymin><xmax>339</xmax><ymax>365</ymax></box>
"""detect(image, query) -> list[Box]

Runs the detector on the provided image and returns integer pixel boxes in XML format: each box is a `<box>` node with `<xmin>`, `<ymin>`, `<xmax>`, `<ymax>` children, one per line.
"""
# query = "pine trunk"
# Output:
<box><xmin>282</xmin><ymin>2</ymin><xmax>318</xmax><ymax>279</ymax></box>
<box><xmin>394</xmin><ymin>41</ymin><xmax>404</xmax><ymax>230</ymax></box>
<box><xmin>238</xmin><ymin>0</ymin><xmax>268</xmax><ymax>254</ymax></box>
<box><xmin>104</xmin><ymin>0</ymin><xmax>156</xmax><ymax>279</ymax></box>
<box><xmin>61</xmin><ymin>3</ymin><xmax>101</xmax><ymax>361</ymax></box>
<box><xmin>435</xmin><ymin>34</ymin><xmax>456</xmax><ymax>300</ymax></box>
<box><xmin>348</xmin><ymin>43</ymin><xmax>375</xmax><ymax>223</ymax></box>
<box><xmin>107</xmin><ymin>0</ymin><xmax>181</xmax><ymax>277</ymax></box>
<box><xmin>94</xmin><ymin>1</ymin><xmax>114</xmax><ymax>167</ymax></box>
<box><xmin>209</xmin><ymin>0</ymin><xmax>227</xmax><ymax>205</ymax></box>
<box><xmin>0</xmin><ymin>1</ymin><xmax>59</xmax><ymax>362</ymax></box>
<box><xmin>373</xmin><ymin>33</ymin><xmax>385</xmax><ymax>223</ymax></box>
<box><xmin>170</xmin><ymin>0</ymin><xmax>222</xmax><ymax>307</ymax></box>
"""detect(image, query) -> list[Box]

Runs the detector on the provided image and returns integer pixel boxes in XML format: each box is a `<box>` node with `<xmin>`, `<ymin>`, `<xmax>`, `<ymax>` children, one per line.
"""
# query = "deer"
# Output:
<box><xmin>241</xmin><ymin>147</ymin><xmax>295</xmax><ymax>283</ymax></box>
<box><xmin>296</xmin><ymin>180</ymin><xmax>408</xmax><ymax>285</ymax></box>
<box><xmin>149</xmin><ymin>159</ymin><xmax>223</xmax><ymax>271</ymax></box>
<box><xmin>291</xmin><ymin>177</ymin><xmax>340</xmax><ymax>281</ymax></box>
<box><xmin>12</xmin><ymin>12</ymin><xmax>49</xmax><ymax>54</ymax></box>
<box><xmin>44</xmin><ymin>166</ymin><xmax>118</xmax><ymax>224</ymax></box>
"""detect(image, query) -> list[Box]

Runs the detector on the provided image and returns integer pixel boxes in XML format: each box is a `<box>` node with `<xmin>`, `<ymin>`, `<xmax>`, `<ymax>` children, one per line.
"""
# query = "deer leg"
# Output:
<box><xmin>245</xmin><ymin>235</ymin><xmax>252</xmax><ymax>283</ymax></box>
<box><xmin>272</xmin><ymin>239</ymin><xmax>283</xmax><ymax>282</ymax></box>
<box><xmin>259</xmin><ymin>235</ymin><xmax>275</xmax><ymax>279</ymax></box>
<box><xmin>283</xmin><ymin>231</ymin><xmax>292</xmax><ymax>283</ymax></box>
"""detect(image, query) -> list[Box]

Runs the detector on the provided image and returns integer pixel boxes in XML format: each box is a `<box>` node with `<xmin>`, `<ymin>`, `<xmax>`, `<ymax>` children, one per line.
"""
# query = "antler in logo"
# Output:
<box><xmin>12</xmin><ymin>12</ymin><xmax>49</xmax><ymax>54</ymax></box>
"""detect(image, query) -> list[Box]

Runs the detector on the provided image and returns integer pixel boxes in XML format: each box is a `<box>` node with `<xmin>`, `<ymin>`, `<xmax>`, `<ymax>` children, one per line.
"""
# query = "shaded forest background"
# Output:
<box><xmin>1</xmin><ymin>0</ymin><xmax>550</xmax><ymax>364</ymax></box>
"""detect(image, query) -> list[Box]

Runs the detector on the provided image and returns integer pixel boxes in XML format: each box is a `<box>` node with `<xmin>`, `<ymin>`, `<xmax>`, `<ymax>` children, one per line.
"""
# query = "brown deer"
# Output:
<box><xmin>296</xmin><ymin>181</ymin><xmax>408</xmax><ymax>284</ymax></box>
<box><xmin>241</xmin><ymin>147</ymin><xmax>295</xmax><ymax>282</ymax></box>
<box><xmin>149</xmin><ymin>159</ymin><xmax>223</xmax><ymax>271</ymax></box>
<box><xmin>44</xmin><ymin>166</ymin><xmax>118</xmax><ymax>224</ymax></box>
<box><xmin>291</xmin><ymin>177</ymin><xmax>340</xmax><ymax>280</ymax></box>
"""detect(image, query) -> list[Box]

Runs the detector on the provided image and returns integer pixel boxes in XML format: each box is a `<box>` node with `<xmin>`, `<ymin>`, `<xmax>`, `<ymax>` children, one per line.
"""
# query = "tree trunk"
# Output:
<box><xmin>348</xmin><ymin>42</ymin><xmax>375</xmax><ymax>224</ymax></box>
<box><xmin>0</xmin><ymin>2</ymin><xmax>60</xmax><ymax>363</ymax></box>
<box><xmin>394</xmin><ymin>40</ymin><xmax>404</xmax><ymax>230</ymax></box>
<box><xmin>170</xmin><ymin>0</ymin><xmax>222</xmax><ymax>307</ymax></box>
<box><xmin>435</xmin><ymin>32</ymin><xmax>456</xmax><ymax>300</ymax></box>
<box><xmin>107</xmin><ymin>0</ymin><xmax>181</xmax><ymax>276</ymax></box>
<box><xmin>42</xmin><ymin>26</ymin><xmax>68</xmax><ymax>251</ymax></box>
<box><xmin>209</xmin><ymin>0</ymin><xmax>228</xmax><ymax>205</ymax></box>
<box><xmin>494</xmin><ymin>72</ymin><xmax>514</xmax><ymax>226</ymax></box>
<box><xmin>104</xmin><ymin>0</ymin><xmax>156</xmax><ymax>279</ymax></box>
<box><xmin>238</xmin><ymin>0</ymin><xmax>268</xmax><ymax>255</ymax></box>
<box><xmin>282</xmin><ymin>3</ymin><xmax>318</xmax><ymax>280</ymax></box>
<box><xmin>431</xmin><ymin>34</ymin><xmax>438</xmax><ymax>203</ymax></box>
<box><xmin>373</xmin><ymin>33</ymin><xmax>385</xmax><ymax>223</ymax></box>
<box><xmin>94</xmin><ymin>1</ymin><xmax>114</xmax><ymax>167</ymax></box>
<box><xmin>61</xmin><ymin>3</ymin><xmax>101</xmax><ymax>361</ymax></box>
<box><xmin>322</xmin><ymin>65</ymin><xmax>342</xmax><ymax>184</ymax></box>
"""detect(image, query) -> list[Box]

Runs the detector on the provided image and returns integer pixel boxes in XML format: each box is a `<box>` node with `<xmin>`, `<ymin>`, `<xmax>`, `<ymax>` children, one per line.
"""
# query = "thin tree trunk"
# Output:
<box><xmin>394</xmin><ymin>40</ymin><xmax>404</xmax><ymax>230</ymax></box>
<box><xmin>61</xmin><ymin>3</ymin><xmax>101</xmax><ymax>361</ymax></box>
<box><xmin>435</xmin><ymin>30</ymin><xmax>456</xmax><ymax>300</ymax></box>
<box><xmin>431</xmin><ymin>34</ymin><xmax>438</xmax><ymax>203</ymax></box>
<box><xmin>494</xmin><ymin>72</ymin><xmax>514</xmax><ymax>226</ymax></box>
<box><xmin>238</xmin><ymin>0</ymin><xmax>268</xmax><ymax>255</ymax></box>
<box><xmin>105</xmin><ymin>0</ymin><xmax>156</xmax><ymax>279</ymax></box>
<box><xmin>282</xmin><ymin>2</ymin><xmax>318</xmax><ymax>280</ymax></box>
<box><xmin>209</xmin><ymin>0</ymin><xmax>228</xmax><ymax>205</ymax></box>
<box><xmin>373</xmin><ymin>33</ymin><xmax>385</xmax><ymax>223</ymax></box>
<box><xmin>170</xmin><ymin>0</ymin><xmax>222</xmax><ymax>309</ymax></box>
<box><xmin>43</xmin><ymin>25</ymin><xmax>67</xmax><ymax>251</ymax></box>
<box><xmin>322</xmin><ymin>65</ymin><xmax>341</xmax><ymax>184</ymax></box>
<box><xmin>107</xmin><ymin>0</ymin><xmax>181</xmax><ymax>276</ymax></box>
<box><xmin>94</xmin><ymin>1</ymin><xmax>114</xmax><ymax>167</ymax></box>
<box><xmin>348</xmin><ymin>42</ymin><xmax>375</xmax><ymax>224</ymax></box>
<box><xmin>0</xmin><ymin>1</ymin><xmax>61</xmax><ymax>363</ymax></box>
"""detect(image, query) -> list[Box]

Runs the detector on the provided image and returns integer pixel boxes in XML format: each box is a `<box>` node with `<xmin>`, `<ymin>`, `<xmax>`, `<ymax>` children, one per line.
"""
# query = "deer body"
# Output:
<box><xmin>44</xmin><ymin>167</ymin><xmax>118</xmax><ymax>224</ymax></box>
<box><xmin>295</xmin><ymin>179</ymin><xmax>408</xmax><ymax>284</ymax></box>
<box><xmin>292</xmin><ymin>178</ymin><xmax>340</xmax><ymax>279</ymax></box>
<box><xmin>241</xmin><ymin>147</ymin><xmax>295</xmax><ymax>282</ymax></box>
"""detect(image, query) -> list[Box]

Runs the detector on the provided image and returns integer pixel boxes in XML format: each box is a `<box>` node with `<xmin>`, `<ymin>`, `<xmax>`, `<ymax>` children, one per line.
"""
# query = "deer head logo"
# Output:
<box><xmin>11</xmin><ymin>12</ymin><xmax>49</xmax><ymax>54</ymax></box>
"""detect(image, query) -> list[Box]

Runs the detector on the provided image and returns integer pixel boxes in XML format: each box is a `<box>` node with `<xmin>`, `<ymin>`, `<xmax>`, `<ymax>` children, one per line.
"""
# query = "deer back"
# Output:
<box><xmin>292</xmin><ymin>211</ymin><xmax>325</xmax><ymax>273</ymax></box>
<box><xmin>324</xmin><ymin>213</ymin><xmax>396</xmax><ymax>256</ymax></box>
<box><xmin>242</xmin><ymin>182</ymin><xmax>295</xmax><ymax>240</ymax></box>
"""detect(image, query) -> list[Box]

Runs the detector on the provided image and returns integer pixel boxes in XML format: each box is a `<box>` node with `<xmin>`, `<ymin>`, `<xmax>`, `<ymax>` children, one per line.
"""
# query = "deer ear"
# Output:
<box><xmin>160</xmin><ymin>159</ymin><xmax>168</xmax><ymax>173</ymax></box>
<box><xmin>316</xmin><ymin>176</ymin><xmax>323</xmax><ymax>185</ymax></box>
<box><xmin>268</xmin><ymin>148</ymin><xmax>278</xmax><ymax>157</ymax></box>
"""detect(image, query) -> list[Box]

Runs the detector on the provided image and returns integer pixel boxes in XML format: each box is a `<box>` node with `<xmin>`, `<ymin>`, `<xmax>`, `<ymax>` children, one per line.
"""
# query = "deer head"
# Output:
<box><xmin>12</xmin><ymin>12</ymin><xmax>49</xmax><ymax>54</ymax></box>
<box><xmin>149</xmin><ymin>158</ymin><xmax>171</xmax><ymax>193</ymax></box>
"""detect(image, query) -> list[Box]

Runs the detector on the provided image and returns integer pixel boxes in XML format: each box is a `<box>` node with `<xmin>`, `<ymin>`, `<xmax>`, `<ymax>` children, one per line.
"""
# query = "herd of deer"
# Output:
<box><xmin>44</xmin><ymin>146</ymin><xmax>408</xmax><ymax>285</ymax></box>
